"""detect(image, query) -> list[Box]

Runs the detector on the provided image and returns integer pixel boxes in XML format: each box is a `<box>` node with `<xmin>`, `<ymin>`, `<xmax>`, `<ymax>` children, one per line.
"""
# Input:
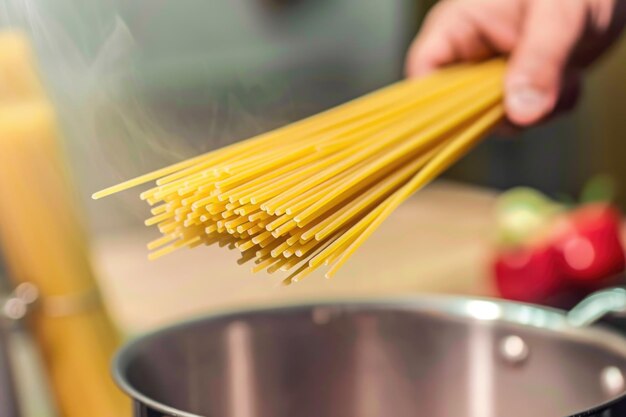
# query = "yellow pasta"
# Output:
<box><xmin>94</xmin><ymin>59</ymin><xmax>506</xmax><ymax>283</ymax></box>
<box><xmin>0</xmin><ymin>31</ymin><xmax>126</xmax><ymax>417</ymax></box>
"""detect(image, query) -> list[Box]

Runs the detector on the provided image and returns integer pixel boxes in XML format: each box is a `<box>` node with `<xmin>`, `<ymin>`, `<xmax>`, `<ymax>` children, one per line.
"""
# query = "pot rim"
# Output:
<box><xmin>112</xmin><ymin>293</ymin><xmax>626</xmax><ymax>417</ymax></box>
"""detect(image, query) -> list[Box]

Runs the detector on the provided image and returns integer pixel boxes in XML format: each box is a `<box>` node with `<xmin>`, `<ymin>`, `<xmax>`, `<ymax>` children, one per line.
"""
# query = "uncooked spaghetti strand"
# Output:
<box><xmin>285</xmin><ymin>134</ymin><xmax>439</xmax><ymax>221</ymax></box>
<box><xmin>326</xmin><ymin>104</ymin><xmax>505</xmax><ymax>277</ymax></box>
<box><xmin>105</xmin><ymin>63</ymin><xmax>475</xmax><ymax>198</ymax></box>
<box><xmin>93</xmin><ymin>60</ymin><xmax>503</xmax><ymax>200</ymax></box>
<box><xmin>306</xmin><ymin>193</ymin><xmax>387</xmax><ymax>269</ymax></box>
<box><xmin>292</xmin><ymin>82</ymin><xmax>502</xmax><ymax>225</ymax></box>
<box><xmin>266</xmin><ymin>76</ymin><xmax>501</xmax><ymax>212</ymax></box>
<box><xmin>306</xmin><ymin>106</ymin><xmax>502</xmax><ymax>270</ymax></box>
<box><xmin>306</xmin><ymin>61</ymin><xmax>503</xmax><ymax>151</ymax></box>
<box><xmin>93</xmin><ymin>59</ymin><xmax>508</xmax><ymax>282</ymax></box>
<box><xmin>92</xmin><ymin>151</ymin><xmax>216</xmax><ymax>199</ymax></box>
<box><xmin>304</xmin><ymin>147</ymin><xmax>441</xmax><ymax>242</ymax></box>
<box><xmin>273</xmin><ymin>153</ymin><xmax>382</xmax><ymax>216</ymax></box>
<box><xmin>284</xmin><ymin>234</ymin><xmax>341</xmax><ymax>283</ymax></box>
<box><xmin>280</xmin><ymin>149</ymin><xmax>413</xmax><ymax>222</ymax></box>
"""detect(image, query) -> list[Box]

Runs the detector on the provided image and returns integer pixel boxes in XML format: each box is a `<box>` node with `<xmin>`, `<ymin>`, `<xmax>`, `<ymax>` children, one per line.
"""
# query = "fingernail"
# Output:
<box><xmin>506</xmin><ymin>85</ymin><xmax>551</xmax><ymax>124</ymax></box>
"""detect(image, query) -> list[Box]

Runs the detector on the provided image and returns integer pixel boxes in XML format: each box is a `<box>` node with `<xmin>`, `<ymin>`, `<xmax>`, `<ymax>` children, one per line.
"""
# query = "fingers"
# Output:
<box><xmin>405</xmin><ymin>31</ymin><xmax>457</xmax><ymax>77</ymax></box>
<box><xmin>494</xmin><ymin>72</ymin><xmax>582</xmax><ymax>136</ymax></box>
<box><xmin>406</xmin><ymin>0</ymin><xmax>522</xmax><ymax>77</ymax></box>
<box><xmin>505</xmin><ymin>0</ymin><xmax>586</xmax><ymax>126</ymax></box>
<box><xmin>405</xmin><ymin>2</ymin><xmax>459</xmax><ymax>77</ymax></box>
<box><xmin>406</xmin><ymin>0</ymin><xmax>590</xmax><ymax>127</ymax></box>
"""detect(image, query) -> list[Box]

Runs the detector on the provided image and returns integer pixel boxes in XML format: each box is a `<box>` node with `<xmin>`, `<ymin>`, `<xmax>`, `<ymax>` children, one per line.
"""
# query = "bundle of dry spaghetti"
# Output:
<box><xmin>0</xmin><ymin>31</ymin><xmax>127</xmax><ymax>417</ymax></box>
<box><xmin>94</xmin><ymin>58</ymin><xmax>506</xmax><ymax>284</ymax></box>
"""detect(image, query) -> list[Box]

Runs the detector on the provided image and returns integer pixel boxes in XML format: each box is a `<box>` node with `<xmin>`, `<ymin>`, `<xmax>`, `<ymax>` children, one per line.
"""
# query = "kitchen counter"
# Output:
<box><xmin>91</xmin><ymin>181</ymin><xmax>498</xmax><ymax>334</ymax></box>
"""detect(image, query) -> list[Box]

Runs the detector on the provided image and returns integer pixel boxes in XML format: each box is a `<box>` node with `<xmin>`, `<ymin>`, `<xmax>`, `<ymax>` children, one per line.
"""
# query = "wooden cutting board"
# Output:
<box><xmin>91</xmin><ymin>181</ymin><xmax>498</xmax><ymax>334</ymax></box>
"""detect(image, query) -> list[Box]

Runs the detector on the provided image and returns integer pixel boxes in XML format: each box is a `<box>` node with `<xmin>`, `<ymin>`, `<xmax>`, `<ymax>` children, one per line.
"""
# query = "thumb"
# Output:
<box><xmin>505</xmin><ymin>0</ymin><xmax>586</xmax><ymax>126</ymax></box>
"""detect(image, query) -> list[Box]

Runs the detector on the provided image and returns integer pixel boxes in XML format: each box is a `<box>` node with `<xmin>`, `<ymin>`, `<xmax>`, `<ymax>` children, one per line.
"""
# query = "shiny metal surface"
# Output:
<box><xmin>0</xmin><ymin>316</ymin><xmax>20</xmax><ymax>417</ymax></box>
<box><xmin>567</xmin><ymin>287</ymin><xmax>626</xmax><ymax>327</ymax></box>
<box><xmin>114</xmin><ymin>296</ymin><xmax>626</xmax><ymax>417</ymax></box>
<box><xmin>0</xmin><ymin>279</ymin><xmax>58</xmax><ymax>417</ymax></box>
<box><xmin>498</xmin><ymin>334</ymin><xmax>529</xmax><ymax>365</ymax></box>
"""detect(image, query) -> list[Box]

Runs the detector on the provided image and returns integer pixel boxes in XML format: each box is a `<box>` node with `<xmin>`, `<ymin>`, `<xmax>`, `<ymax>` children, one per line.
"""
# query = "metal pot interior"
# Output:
<box><xmin>114</xmin><ymin>298</ymin><xmax>626</xmax><ymax>417</ymax></box>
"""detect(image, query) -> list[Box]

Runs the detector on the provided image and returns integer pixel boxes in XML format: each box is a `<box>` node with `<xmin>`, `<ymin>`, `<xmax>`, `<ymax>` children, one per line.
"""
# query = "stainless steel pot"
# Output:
<box><xmin>113</xmin><ymin>289</ymin><xmax>626</xmax><ymax>417</ymax></box>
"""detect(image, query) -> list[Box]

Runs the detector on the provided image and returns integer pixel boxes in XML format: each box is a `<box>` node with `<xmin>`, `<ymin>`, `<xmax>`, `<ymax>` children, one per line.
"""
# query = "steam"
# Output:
<box><xmin>0</xmin><ymin>0</ymin><xmax>301</xmax><ymax>231</ymax></box>
<box><xmin>0</xmin><ymin>1</ymin><xmax>186</xmax><ymax>229</ymax></box>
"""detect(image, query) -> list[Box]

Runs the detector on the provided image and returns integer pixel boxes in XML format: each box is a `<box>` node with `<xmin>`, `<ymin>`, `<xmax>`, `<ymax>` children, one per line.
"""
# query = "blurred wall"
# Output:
<box><xmin>583</xmin><ymin>35</ymin><xmax>626</xmax><ymax>206</ymax></box>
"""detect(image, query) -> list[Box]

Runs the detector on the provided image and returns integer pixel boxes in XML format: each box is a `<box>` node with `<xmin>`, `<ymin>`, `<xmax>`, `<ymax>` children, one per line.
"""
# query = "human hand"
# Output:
<box><xmin>406</xmin><ymin>0</ymin><xmax>626</xmax><ymax>126</ymax></box>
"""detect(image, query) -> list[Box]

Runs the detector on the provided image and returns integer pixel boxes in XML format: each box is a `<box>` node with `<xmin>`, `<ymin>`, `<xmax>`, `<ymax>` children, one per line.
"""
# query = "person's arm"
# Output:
<box><xmin>406</xmin><ymin>0</ymin><xmax>626</xmax><ymax>126</ymax></box>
